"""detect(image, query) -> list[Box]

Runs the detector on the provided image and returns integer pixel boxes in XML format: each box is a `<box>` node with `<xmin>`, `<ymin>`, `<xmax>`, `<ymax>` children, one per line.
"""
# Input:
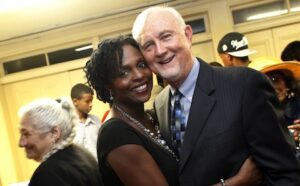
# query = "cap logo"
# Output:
<box><xmin>231</xmin><ymin>36</ymin><xmax>248</xmax><ymax>50</ymax></box>
<box><xmin>222</xmin><ymin>45</ymin><xmax>228</xmax><ymax>52</ymax></box>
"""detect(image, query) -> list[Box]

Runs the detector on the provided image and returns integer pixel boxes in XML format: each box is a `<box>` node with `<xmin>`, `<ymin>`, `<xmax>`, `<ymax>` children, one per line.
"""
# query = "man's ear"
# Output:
<box><xmin>184</xmin><ymin>25</ymin><xmax>193</xmax><ymax>43</ymax></box>
<box><xmin>228</xmin><ymin>55</ymin><xmax>235</xmax><ymax>66</ymax></box>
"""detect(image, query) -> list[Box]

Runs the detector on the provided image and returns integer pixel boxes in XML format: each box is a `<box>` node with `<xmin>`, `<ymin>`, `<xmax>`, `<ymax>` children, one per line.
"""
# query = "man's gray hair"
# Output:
<box><xmin>132</xmin><ymin>6</ymin><xmax>186</xmax><ymax>43</ymax></box>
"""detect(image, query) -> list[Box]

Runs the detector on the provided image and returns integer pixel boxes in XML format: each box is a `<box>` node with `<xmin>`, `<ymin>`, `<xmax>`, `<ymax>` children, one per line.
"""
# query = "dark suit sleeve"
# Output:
<box><xmin>242</xmin><ymin>70</ymin><xmax>300</xmax><ymax>185</ymax></box>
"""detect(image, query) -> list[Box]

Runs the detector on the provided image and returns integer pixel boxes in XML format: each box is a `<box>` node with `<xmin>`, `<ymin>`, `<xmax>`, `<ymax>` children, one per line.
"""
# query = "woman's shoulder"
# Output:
<box><xmin>31</xmin><ymin>156</ymin><xmax>65</xmax><ymax>182</ymax></box>
<box><xmin>100</xmin><ymin>118</ymin><xmax>133</xmax><ymax>133</ymax></box>
<box><xmin>97</xmin><ymin>118</ymin><xmax>145</xmax><ymax>155</ymax></box>
<box><xmin>99</xmin><ymin>117</ymin><xmax>144</xmax><ymax>140</ymax></box>
<box><xmin>31</xmin><ymin>146</ymin><xmax>101</xmax><ymax>186</ymax></box>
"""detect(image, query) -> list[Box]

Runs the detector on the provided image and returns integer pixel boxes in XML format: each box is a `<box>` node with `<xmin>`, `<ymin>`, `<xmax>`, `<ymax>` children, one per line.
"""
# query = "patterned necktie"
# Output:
<box><xmin>171</xmin><ymin>90</ymin><xmax>186</xmax><ymax>157</ymax></box>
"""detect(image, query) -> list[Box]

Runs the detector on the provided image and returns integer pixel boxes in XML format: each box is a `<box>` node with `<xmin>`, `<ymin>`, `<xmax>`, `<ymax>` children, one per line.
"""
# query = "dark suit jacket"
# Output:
<box><xmin>29</xmin><ymin>145</ymin><xmax>103</xmax><ymax>186</ymax></box>
<box><xmin>154</xmin><ymin>59</ymin><xmax>300</xmax><ymax>186</ymax></box>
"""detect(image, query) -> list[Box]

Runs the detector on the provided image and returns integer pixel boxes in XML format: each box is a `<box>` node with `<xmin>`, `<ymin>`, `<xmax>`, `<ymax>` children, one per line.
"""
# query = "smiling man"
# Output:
<box><xmin>132</xmin><ymin>6</ymin><xmax>300</xmax><ymax>186</ymax></box>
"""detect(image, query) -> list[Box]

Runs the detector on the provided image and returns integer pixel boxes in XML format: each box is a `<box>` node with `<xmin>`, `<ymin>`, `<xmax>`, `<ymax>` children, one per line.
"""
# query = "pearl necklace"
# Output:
<box><xmin>114</xmin><ymin>104</ymin><xmax>178</xmax><ymax>161</ymax></box>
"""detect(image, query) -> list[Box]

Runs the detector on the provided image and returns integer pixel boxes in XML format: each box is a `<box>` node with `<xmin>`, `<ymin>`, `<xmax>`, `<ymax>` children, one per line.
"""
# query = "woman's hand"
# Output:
<box><xmin>288</xmin><ymin>119</ymin><xmax>300</xmax><ymax>142</ymax></box>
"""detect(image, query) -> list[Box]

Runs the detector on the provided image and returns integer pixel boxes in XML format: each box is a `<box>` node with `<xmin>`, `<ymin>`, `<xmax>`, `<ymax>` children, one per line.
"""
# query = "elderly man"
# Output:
<box><xmin>132</xmin><ymin>6</ymin><xmax>300</xmax><ymax>186</ymax></box>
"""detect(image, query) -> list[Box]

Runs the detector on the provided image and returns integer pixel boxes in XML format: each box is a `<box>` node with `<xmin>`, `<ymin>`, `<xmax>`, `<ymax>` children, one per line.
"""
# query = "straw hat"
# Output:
<box><xmin>249</xmin><ymin>56</ymin><xmax>300</xmax><ymax>79</ymax></box>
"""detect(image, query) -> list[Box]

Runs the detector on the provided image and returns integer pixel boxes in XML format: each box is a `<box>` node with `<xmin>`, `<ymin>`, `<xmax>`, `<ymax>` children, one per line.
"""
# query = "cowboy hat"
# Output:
<box><xmin>249</xmin><ymin>56</ymin><xmax>300</xmax><ymax>79</ymax></box>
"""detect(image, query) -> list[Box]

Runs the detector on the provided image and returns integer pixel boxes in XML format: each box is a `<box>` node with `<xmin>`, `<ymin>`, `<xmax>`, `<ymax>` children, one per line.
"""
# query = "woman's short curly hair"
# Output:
<box><xmin>84</xmin><ymin>35</ymin><xmax>140</xmax><ymax>104</ymax></box>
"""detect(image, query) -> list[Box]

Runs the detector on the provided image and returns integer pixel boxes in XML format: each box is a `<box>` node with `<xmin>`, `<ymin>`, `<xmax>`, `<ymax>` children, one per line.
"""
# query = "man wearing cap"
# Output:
<box><xmin>218</xmin><ymin>32</ymin><xmax>257</xmax><ymax>67</ymax></box>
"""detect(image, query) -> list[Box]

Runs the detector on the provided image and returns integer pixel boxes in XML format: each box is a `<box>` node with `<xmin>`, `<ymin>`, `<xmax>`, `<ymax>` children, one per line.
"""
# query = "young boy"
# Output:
<box><xmin>71</xmin><ymin>83</ymin><xmax>101</xmax><ymax>160</ymax></box>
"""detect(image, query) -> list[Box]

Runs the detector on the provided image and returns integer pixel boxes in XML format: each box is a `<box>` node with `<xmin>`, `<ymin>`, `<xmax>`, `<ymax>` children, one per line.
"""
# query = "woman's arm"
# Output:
<box><xmin>107</xmin><ymin>144</ymin><xmax>168</xmax><ymax>186</ymax></box>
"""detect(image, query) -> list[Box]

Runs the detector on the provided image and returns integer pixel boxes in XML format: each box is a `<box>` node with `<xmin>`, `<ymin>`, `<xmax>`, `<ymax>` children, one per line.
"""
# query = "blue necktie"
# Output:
<box><xmin>171</xmin><ymin>90</ymin><xmax>186</xmax><ymax>157</ymax></box>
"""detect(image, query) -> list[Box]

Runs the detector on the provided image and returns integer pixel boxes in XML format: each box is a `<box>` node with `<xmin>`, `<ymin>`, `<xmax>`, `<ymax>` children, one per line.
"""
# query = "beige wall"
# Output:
<box><xmin>0</xmin><ymin>84</ymin><xmax>20</xmax><ymax>186</ymax></box>
<box><xmin>1</xmin><ymin>0</ymin><xmax>300</xmax><ymax>184</ymax></box>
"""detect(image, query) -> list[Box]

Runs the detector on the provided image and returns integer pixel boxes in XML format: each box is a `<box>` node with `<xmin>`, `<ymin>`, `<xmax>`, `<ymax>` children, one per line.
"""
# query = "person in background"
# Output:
<box><xmin>281</xmin><ymin>41</ymin><xmax>300</xmax><ymax>145</ymax></box>
<box><xmin>101</xmin><ymin>109</ymin><xmax>110</xmax><ymax>123</ymax></box>
<box><xmin>71</xmin><ymin>83</ymin><xmax>101</xmax><ymax>159</ymax></box>
<box><xmin>18</xmin><ymin>97</ymin><xmax>102</xmax><ymax>186</ymax></box>
<box><xmin>84</xmin><ymin>35</ymin><xmax>261</xmax><ymax>186</ymax></box>
<box><xmin>101</xmin><ymin>103</ymin><xmax>112</xmax><ymax>123</ymax></box>
<box><xmin>132</xmin><ymin>6</ymin><xmax>300</xmax><ymax>185</ymax></box>
<box><xmin>217</xmin><ymin>32</ymin><xmax>257</xmax><ymax>67</ymax></box>
<box><xmin>249</xmin><ymin>56</ymin><xmax>300</xmax><ymax>144</ymax></box>
<box><xmin>281</xmin><ymin>40</ymin><xmax>300</xmax><ymax>62</ymax></box>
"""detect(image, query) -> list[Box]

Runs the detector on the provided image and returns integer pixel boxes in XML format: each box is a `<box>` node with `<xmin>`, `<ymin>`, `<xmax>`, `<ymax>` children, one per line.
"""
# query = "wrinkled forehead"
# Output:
<box><xmin>146</xmin><ymin>11</ymin><xmax>179</xmax><ymax>30</ymax></box>
<box><xmin>139</xmin><ymin>11</ymin><xmax>181</xmax><ymax>42</ymax></box>
<box><xmin>19</xmin><ymin>115</ymin><xmax>34</xmax><ymax>130</ymax></box>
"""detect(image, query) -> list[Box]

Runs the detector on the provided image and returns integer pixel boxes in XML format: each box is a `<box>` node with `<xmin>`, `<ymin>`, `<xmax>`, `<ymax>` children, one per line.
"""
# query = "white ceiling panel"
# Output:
<box><xmin>0</xmin><ymin>0</ymin><xmax>173</xmax><ymax>42</ymax></box>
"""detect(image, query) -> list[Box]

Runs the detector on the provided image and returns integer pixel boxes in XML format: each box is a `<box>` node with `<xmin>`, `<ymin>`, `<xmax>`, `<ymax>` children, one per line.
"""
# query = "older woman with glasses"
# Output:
<box><xmin>250</xmin><ymin>57</ymin><xmax>300</xmax><ymax>144</ymax></box>
<box><xmin>18</xmin><ymin>97</ymin><xmax>103</xmax><ymax>186</ymax></box>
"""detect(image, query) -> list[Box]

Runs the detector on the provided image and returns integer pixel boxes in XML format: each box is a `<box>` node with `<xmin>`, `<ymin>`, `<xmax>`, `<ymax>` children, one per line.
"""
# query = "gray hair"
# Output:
<box><xmin>18</xmin><ymin>97</ymin><xmax>77</xmax><ymax>161</ymax></box>
<box><xmin>132</xmin><ymin>6</ymin><xmax>186</xmax><ymax>42</ymax></box>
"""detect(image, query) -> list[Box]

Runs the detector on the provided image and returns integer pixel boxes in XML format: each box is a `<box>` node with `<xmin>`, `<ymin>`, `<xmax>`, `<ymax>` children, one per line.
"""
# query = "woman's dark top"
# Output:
<box><xmin>29</xmin><ymin>144</ymin><xmax>103</xmax><ymax>186</ymax></box>
<box><xmin>97</xmin><ymin>118</ymin><xmax>179</xmax><ymax>186</ymax></box>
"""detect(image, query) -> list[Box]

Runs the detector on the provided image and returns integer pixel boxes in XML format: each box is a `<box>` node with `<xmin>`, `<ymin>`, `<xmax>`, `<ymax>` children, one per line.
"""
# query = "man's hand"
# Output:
<box><xmin>211</xmin><ymin>157</ymin><xmax>264</xmax><ymax>186</ymax></box>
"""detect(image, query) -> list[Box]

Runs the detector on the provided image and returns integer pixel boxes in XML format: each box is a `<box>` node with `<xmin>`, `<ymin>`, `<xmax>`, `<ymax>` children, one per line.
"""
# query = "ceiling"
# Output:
<box><xmin>0</xmin><ymin>0</ymin><xmax>174</xmax><ymax>42</ymax></box>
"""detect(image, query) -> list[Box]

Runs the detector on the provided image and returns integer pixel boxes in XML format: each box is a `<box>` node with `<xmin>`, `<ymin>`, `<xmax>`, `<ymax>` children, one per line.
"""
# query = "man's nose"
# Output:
<box><xmin>155</xmin><ymin>43</ymin><xmax>167</xmax><ymax>57</ymax></box>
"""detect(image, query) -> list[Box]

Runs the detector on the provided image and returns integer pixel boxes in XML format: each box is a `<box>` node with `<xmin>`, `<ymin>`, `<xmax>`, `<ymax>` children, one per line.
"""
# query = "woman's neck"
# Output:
<box><xmin>112</xmin><ymin>103</ymin><xmax>156</xmax><ymax>131</ymax></box>
<box><xmin>113</xmin><ymin>102</ymin><xmax>144</xmax><ymax>119</ymax></box>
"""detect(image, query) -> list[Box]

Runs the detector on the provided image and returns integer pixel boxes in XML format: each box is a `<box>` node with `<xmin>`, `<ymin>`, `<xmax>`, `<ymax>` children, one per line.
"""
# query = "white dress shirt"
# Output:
<box><xmin>73</xmin><ymin>114</ymin><xmax>101</xmax><ymax>160</ymax></box>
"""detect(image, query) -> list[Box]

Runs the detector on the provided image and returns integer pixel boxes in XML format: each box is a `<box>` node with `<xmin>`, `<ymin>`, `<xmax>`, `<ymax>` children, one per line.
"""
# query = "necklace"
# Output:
<box><xmin>114</xmin><ymin>104</ymin><xmax>178</xmax><ymax>161</ymax></box>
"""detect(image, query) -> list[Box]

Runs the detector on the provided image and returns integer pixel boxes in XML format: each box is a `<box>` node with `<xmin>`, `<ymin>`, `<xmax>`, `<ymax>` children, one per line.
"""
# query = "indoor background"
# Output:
<box><xmin>1</xmin><ymin>0</ymin><xmax>300</xmax><ymax>185</ymax></box>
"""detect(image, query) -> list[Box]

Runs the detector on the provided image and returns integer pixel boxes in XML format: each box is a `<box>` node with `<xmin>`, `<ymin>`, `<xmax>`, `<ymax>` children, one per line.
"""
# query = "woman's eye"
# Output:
<box><xmin>138</xmin><ymin>61</ymin><xmax>148</xmax><ymax>68</ymax></box>
<box><xmin>21</xmin><ymin>132</ymin><xmax>30</xmax><ymax>138</ymax></box>
<box><xmin>119</xmin><ymin>70</ymin><xmax>129</xmax><ymax>77</ymax></box>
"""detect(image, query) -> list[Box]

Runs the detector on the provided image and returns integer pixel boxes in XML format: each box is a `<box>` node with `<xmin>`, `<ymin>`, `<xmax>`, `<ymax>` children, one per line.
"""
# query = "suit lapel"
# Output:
<box><xmin>155</xmin><ymin>86</ymin><xmax>173</xmax><ymax>148</ymax></box>
<box><xmin>180</xmin><ymin>60</ymin><xmax>216</xmax><ymax>172</ymax></box>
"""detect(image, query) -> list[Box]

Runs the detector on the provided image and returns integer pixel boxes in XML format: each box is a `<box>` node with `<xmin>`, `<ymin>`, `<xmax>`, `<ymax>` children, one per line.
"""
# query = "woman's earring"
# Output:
<box><xmin>108</xmin><ymin>90</ymin><xmax>114</xmax><ymax>101</ymax></box>
<box><xmin>285</xmin><ymin>88</ymin><xmax>295</xmax><ymax>99</ymax></box>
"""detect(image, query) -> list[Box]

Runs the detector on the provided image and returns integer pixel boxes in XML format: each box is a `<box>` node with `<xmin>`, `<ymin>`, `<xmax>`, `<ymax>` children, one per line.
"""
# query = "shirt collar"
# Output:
<box><xmin>170</xmin><ymin>57</ymin><xmax>200</xmax><ymax>102</ymax></box>
<box><xmin>80</xmin><ymin>114</ymin><xmax>97</xmax><ymax>125</ymax></box>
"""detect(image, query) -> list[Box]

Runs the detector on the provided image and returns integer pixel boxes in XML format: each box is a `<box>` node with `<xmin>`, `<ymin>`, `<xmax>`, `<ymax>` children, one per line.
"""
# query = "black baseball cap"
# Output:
<box><xmin>217</xmin><ymin>32</ymin><xmax>257</xmax><ymax>57</ymax></box>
